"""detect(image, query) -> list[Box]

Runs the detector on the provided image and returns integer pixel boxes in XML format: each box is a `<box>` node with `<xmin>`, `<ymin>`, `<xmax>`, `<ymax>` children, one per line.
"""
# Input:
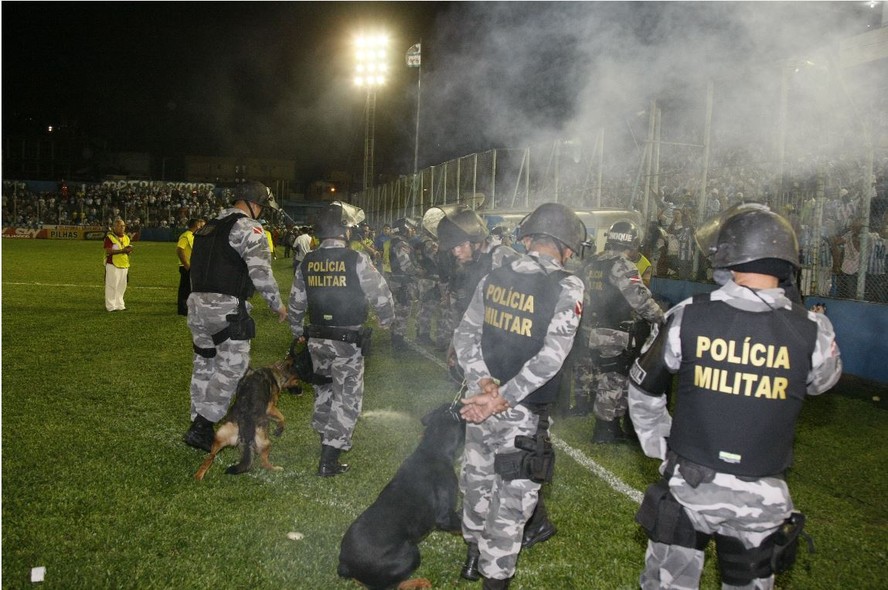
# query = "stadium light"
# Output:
<box><xmin>355</xmin><ymin>34</ymin><xmax>389</xmax><ymax>191</ymax></box>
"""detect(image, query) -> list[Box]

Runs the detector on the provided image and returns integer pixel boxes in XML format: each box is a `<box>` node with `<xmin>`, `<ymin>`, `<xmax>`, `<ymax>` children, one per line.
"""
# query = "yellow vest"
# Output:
<box><xmin>107</xmin><ymin>233</ymin><xmax>131</xmax><ymax>269</ymax></box>
<box><xmin>177</xmin><ymin>230</ymin><xmax>195</xmax><ymax>267</ymax></box>
<box><xmin>634</xmin><ymin>254</ymin><xmax>652</xmax><ymax>285</ymax></box>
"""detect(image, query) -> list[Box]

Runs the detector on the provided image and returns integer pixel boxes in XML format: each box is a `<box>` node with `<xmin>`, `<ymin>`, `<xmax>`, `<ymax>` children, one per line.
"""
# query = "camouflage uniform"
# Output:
<box><xmin>576</xmin><ymin>250</ymin><xmax>663</xmax><ymax>424</ymax></box>
<box><xmin>288</xmin><ymin>239</ymin><xmax>394</xmax><ymax>450</ymax></box>
<box><xmin>628</xmin><ymin>280</ymin><xmax>842</xmax><ymax>590</ymax></box>
<box><xmin>388</xmin><ymin>236</ymin><xmax>417</xmax><ymax>339</ymax></box>
<box><xmin>413</xmin><ymin>236</ymin><xmax>441</xmax><ymax>344</ymax></box>
<box><xmin>453</xmin><ymin>251</ymin><xmax>584</xmax><ymax>581</ymax></box>
<box><xmin>187</xmin><ymin>207</ymin><xmax>283</xmax><ymax>422</ymax></box>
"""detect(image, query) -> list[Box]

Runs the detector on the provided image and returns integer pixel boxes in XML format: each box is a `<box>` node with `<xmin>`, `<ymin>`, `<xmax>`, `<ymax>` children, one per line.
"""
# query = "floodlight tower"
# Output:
<box><xmin>354</xmin><ymin>35</ymin><xmax>389</xmax><ymax>192</ymax></box>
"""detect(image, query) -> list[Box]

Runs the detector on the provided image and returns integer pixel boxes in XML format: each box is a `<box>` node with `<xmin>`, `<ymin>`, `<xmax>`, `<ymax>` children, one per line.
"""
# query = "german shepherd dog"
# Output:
<box><xmin>194</xmin><ymin>358</ymin><xmax>299</xmax><ymax>481</ymax></box>
<box><xmin>337</xmin><ymin>403</ymin><xmax>466</xmax><ymax>590</ymax></box>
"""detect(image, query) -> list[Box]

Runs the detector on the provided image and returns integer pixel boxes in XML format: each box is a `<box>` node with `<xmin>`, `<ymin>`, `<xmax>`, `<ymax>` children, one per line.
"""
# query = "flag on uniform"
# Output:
<box><xmin>406</xmin><ymin>43</ymin><xmax>421</xmax><ymax>67</ymax></box>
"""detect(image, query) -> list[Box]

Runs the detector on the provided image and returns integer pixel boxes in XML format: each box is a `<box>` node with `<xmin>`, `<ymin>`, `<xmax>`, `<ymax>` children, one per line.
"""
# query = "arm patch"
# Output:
<box><xmin>629</xmin><ymin>319</ymin><xmax>673</xmax><ymax>395</ymax></box>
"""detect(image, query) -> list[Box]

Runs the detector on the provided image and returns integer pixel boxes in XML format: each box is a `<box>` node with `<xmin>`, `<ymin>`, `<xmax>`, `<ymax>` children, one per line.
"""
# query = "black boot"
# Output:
<box><xmin>592</xmin><ymin>418</ymin><xmax>628</xmax><ymax>444</ymax></box>
<box><xmin>522</xmin><ymin>501</ymin><xmax>557</xmax><ymax>549</ymax></box>
<box><xmin>415</xmin><ymin>332</ymin><xmax>433</xmax><ymax>346</ymax></box>
<box><xmin>318</xmin><ymin>444</ymin><xmax>350</xmax><ymax>477</ymax></box>
<box><xmin>391</xmin><ymin>334</ymin><xmax>408</xmax><ymax>351</ymax></box>
<box><xmin>183</xmin><ymin>415</ymin><xmax>215</xmax><ymax>452</ymax></box>
<box><xmin>482</xmin><ymin>577</ymin><xmax>512</xmax><ymax>590</ymax></box>
<box><xmin>460</xmin><ymin>543</ymin><xmax>481</xmax><ymax>581</ymax></box>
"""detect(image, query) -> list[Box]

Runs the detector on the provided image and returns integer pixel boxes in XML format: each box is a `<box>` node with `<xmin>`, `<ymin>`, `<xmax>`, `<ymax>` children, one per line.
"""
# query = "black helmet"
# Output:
<box><xmin>393</xmin><ymin>217</ymin><xmax>418</xmax><ymax>235</ymax></box>
<box><xmin>438</xmin><ymin>209</ymin><xmax>489</xmax><ymax>250</ymax></box>
<box><xmin>710</xmin><ymin>206</ymin><xmax>799</xmax><ymax>271</ymax></box>
<box><xmin>517</xmin><ymin>203</ymin><xmax>586</xmax><ymax>253</ymax></box>
<box><xmin>606</xmin><ymin>220</ymin><xmax>640</xmax><ymax>250</ymax></box>
<box><xmin>233</xmin><ymin>181</ymin><xmax>279</xmax><ymax>211</ymax></box>
<box><xmin>316</xmin><ymin>201</ymin><xmax>365</xmax><ymax>239</ymax></box>
<box><xmin>421</xmin><ymin>204</ymin><xmax>467</xmax><ymax>238</ymax></box>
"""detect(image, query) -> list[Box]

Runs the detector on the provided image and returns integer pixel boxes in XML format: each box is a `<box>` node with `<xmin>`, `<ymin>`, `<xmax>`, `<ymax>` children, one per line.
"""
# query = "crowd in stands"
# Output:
<box><xmin>1</xmin><ymin>181</ymin><xmax>231</xmax><ymax>233</ymax></box>
<box><xmin>3</xmin><ymin>144</ymin><xmax>887</xmax><ymax>302</ymax></box>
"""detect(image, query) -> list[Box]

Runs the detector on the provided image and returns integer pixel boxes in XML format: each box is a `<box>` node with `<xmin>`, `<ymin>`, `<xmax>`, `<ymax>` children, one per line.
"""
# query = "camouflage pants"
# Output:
<box><xmin>415</xmin><ymin>278</ymin><xmax>439</xmax><ymax>339</ymax></box>
<box><xmin>640</xmin><ymin>466</ymin><xmax>792</xmax><ymax>590</ymax></box>
<box><xmin>308</xmin><ymin>338</ymin><xmax>364</xmax><ymax>451</ymax></box>
<box><xmin>187</xmin><ymin>295</ymin><xmax>251</xmax><ymax>423</ymax></box>
<box><xmin>592</xmin><ymin>369</ymin><xmax>629</xmax><ymax>422</ymax></box>
<box><xmin>461</xmin><ymin>404</ymin><xmax>541</xmax><ymax>581</ymax></box>
<box><xmin>390</xmin><ymin>281</ymin><xmax>415</xmax><ymax>338</ymax></box>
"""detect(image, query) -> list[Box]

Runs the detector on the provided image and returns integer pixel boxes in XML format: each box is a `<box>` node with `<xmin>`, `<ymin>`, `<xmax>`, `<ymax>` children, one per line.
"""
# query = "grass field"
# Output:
<box><xmin>2</xmin><ymin>238</ymin><xmax>886</xmax><ymax>589</ymax></box>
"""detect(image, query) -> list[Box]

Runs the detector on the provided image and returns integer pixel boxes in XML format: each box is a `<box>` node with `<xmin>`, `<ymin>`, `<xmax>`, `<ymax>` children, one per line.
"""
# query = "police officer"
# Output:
<box><xmin>289</xmin><ymin>201</ymin><xmax>394</xmax><ymax>476</ymax></box>
<box><xmin>576</xmin><ymin>220</ymin><xmax>664</xmax><ymax>442</ymax></box>
<box><xmin>453</xmin><ymin>203</ymin><xmax>586</xmax><ymax>589</ymax></box>
<box><xmin>183</xmin><ymin>181</ymin><xmax>288</xmax><ymax>452</ymax></box>
<box><xmin>413</xmin><ymin>221</ymin><xmax>444</xmax><ymax>347</ymax></box>
<box><xmin>439</xmin><ymin>209</ymin><xmax>519</xmax><ymax>366</ymax></box>
<box><xmin>388</xmin><ymin>217</ymin><xmax>419</xmax><ymax>351</ymax></box>
<box><xmin>628</xmin><ymin>205</ymin><xmax>842</xmax><ymax>589</ymax></box>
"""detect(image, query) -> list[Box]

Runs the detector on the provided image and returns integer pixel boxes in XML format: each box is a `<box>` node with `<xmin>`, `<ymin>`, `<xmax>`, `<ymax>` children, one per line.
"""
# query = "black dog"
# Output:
<box><xmin>337</xmin><ymin>404</ymin><xmax>466</xmax><ymax>590</ymax></box>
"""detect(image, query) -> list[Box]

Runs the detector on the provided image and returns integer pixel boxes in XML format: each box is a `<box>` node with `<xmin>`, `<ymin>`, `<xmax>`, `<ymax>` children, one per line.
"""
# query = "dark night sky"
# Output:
<box><xmin>2</xmin><ymin>1</ymin><xmax>446</xmax><ymax>176</ymax></box>
<box><xmin>2</xmin><ymin>2</ymin><xmax>880</xmax><ymax>179</ymax></box>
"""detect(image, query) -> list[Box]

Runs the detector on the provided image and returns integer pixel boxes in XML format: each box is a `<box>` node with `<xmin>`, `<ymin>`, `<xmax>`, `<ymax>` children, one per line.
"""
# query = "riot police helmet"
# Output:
<box><xmin>232</xmin><ymin>181</ymin><xmax>279</xmax><ymax>211</ymax></box>
<box><xmin>315</xmin><ymin>201</ymin><xmax>365</xmax><ymax>239</ymax></box>
<box><xmin>437</xmin><ymin>209</ymin><xmax>489</xmax><ymax>250</ymax></box>
<box><xmin>393</xmin><ymin>217</ymin><xmax>419</xmax><ymax>236</ymax></box>
<box><xmin>710</xmin><ymin>206</ymin><xmax>800</xmax><ymax>275</ymax></box>
<box><xmin>517</xmin><ymin>202</ymin><xmax>587</xmax><ymax>253</ymax></box>
<box><xmin>606</xmin><ymin>220</ymin><xmax>640</xmax><ymax>251</ymax></box>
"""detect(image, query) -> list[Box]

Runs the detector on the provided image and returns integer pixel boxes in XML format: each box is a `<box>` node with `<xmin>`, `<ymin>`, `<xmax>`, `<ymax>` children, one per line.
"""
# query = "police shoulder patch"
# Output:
<box><xmin>574</xmin><ymin>300</ymin><xmax>583</xmax><ymax>316</ymax></box>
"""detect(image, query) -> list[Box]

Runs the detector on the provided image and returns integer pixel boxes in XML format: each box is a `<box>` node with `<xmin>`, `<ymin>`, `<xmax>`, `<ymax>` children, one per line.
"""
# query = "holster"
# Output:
<box><xmin>493</xmin><ymin>407</ymin><xmax>555</xmax><ymax>484</ymax></box>
<box><xmin>635</xmin><ymin>478</ymin><xmax>711</xmax><ymax>550</ymax></box>
<box><xmin>289</xmin><ymin>338</ymin><xmax>332</xmax><ymax>385</ymax></box>
<box><xmin>218</xmin><ymin>299</ymin><xmax>255</xmax><ymax>342</ymax></box>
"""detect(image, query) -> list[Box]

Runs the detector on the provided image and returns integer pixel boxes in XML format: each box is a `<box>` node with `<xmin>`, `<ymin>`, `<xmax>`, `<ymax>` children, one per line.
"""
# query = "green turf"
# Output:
<box><xmin>2</xmin><ymin>239</ymin><xmax>886</xmax><ymax>589</ymax></box>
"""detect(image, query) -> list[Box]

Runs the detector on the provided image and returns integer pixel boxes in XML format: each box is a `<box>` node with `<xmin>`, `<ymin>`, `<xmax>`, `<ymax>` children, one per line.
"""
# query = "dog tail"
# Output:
<box><xmin>225</xmin><ymin>412</ymin><xmax>258</xmax><ymax>476</ymax></box>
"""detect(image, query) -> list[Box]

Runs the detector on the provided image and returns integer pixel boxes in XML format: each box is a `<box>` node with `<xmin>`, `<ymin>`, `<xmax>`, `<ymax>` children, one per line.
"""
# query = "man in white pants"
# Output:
<box><xmin>104</xmin><ymin>218</ymin><xmax>133</xmax><ymax>311</ymax></box>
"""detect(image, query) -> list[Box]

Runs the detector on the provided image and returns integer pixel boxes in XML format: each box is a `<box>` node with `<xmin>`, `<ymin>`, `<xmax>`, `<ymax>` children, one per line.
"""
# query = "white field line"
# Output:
<box><xmin>406</xmin><ymin>337</ymin><xmax>644</xmax><ymax>505</ymax></box>
<box><xmin>4</xmin><ymin>281</ymin><xmax>170</xmax><ymax>290</ymax></box>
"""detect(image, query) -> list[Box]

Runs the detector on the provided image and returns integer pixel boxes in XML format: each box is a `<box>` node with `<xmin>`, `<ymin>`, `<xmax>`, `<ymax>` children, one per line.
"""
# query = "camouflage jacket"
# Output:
<box><xmin>579</xmin><ymin>250</ymin><xmax>664</xmax><ymax>353</ymax></box>
<box><xmin>208</xmin><ymin>207</ymin><xmax>283</xmax><ymax>312</ymax></box>
<box><xmin>453</xmin><ymin>251</ymin><xmax>585</xmax><ymax>408</ymax></box>
<box><xmin>628</xmin><ymin>279</ymin><xmax>843</xmax><ymax>460</ymax></box>
<box><xmin>288</xmin><ymin>239</ymin><xmax>394</xmax><ymax>338</ymax></box>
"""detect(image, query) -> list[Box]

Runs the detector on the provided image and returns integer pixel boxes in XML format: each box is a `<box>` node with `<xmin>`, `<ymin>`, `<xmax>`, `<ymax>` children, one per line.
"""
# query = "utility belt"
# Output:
<box><xmin>588</xmin><ymin>349</ymin><xmax>634</xmax><ymax>375</ymax></box>
<box><xmin>494</xmin><ymin>405</ymin><xmax>555</xmax><ymax>484</ymax></box>
<box><xmin>635</xmin><ymin>451</ymin><xmax>811</xmax><ymax>584</ymax></box>
<box><xmin>193</xmin><ymin>299</ymin><xmax>255</xmax><ymax>358</ymax></box>
<box><xmin>307</xmin><ymin>325</ymin><xmax>373</xmax><ymax>356</ymax></box>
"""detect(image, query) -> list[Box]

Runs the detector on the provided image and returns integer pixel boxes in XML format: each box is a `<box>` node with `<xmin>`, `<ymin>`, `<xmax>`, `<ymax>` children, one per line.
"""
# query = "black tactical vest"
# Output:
<box><xmin>480</xmin><ymin>262</ymin><xmax>568</xmax><ymax>406</ymax></box>
<box><xmin>388</xmin><ymin>237</ymin><xmax>407</xmax><ymax>276</ymax></box>
<box><xmin>670</xmin><ymin>296</ymin><xmax>817</xmax><ymax>477</ymax></box>
<box><xmin>190</xmin><ymin>212</ymin><xmax>254</xmax><ymax>300</ymax></box>
<box><xmin>581</xmin><ymin>254</ymin><xmax>633</xmax><ymax>330</ymax></box>
<box><xmin>301</xmin><ymin>247</ymin><xmax>367</xmax><ymax>326</ymax></box>
<box><xmin>453</xmin><ymin>251</ymin><xmax>494</xmax><ymax>321</ymax></box>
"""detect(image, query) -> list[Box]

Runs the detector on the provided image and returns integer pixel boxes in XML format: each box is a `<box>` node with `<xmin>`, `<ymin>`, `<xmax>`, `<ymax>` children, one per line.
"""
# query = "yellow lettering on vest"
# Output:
<box><xmin>694</xmin><ymin>365</ymin><xmax>713</xmax><ymax>389</ymax></box>
<box><xmin>754</xmin><ymin>375</ymin><xmax>773</xmax><ymax>399</ymax></box>
<box><xmin>772</xmin><ymin>377</ymin><xmax>788</xmax><ymax>399</ymax></box>
<box><xmin>522</xmin><ymin>295</ymin><xmax>534</xmax><ymax>313</ymax></box>
<box><xmin>750</xmin><ymin>343</ymin><xmax>766</xmax><ymax>366</ymax></box>
<box><xmin>727</xmin><ymin>340</ymin><xmax>742</xmax><ymax>364</ymax></box>
<box><xmin>696</xmin><ymin>336</ymin><xmax>712</xmax><ymax>359</ymax></box>
<box><xmin>773</xmin><ymin>347</ymin><xmax>790</xmax><ymax>370</ymax></box>
<box><xmin>718</xmin><ymin>368</ymin><xmax>734</xmax><ymax>394</ymax></box>
<box><xmin>740</xmin><ymin>372</ymin><xmax>758</xmax><ymax>396</ymax></box>
<box><xmin>711</xmin><ymin>339</ymin><xmax>727</xmax><ymax>361</ymax></box>
<box><xmin>514</xmin><ymin>317</ymin><xmax>532</xmax><ymax>337</ymax></box>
